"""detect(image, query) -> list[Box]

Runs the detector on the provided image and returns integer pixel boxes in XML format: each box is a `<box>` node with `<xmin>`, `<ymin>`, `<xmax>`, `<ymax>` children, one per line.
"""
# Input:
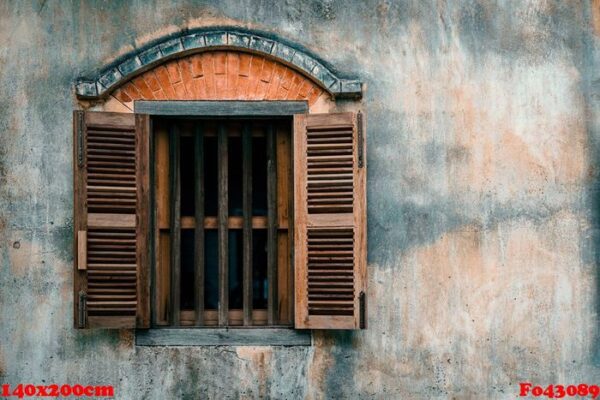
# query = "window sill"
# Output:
<box><xmin>135</xmin><ymin>328</ymin><xmax>312</xmax><ymax>346</ymax></box>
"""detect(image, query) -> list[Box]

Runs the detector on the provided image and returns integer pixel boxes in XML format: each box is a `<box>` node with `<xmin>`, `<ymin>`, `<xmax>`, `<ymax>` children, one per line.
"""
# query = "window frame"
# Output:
<box><xmin>136</xmin><ymin>100</ymin><xmax>311</xmax><ymax>344</ymax></box>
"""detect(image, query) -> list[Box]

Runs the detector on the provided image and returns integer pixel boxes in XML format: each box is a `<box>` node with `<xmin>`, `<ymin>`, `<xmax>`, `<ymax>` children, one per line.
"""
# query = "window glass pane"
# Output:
<box><xmin>228</xmin><ymin>136</ymin><xmax>243</xmax><ymax>216</ymax></box>
<box><xmin>252</xmin><ymin>229</ymin><xmax>268</xmax><ymax>309</ymax></box>
<box><xmin>180</xmin><ymin>136</ymin><xmax>195</xmax><ymax>216</ymax></box>
<box><xmin>180</xmin><ymin>229</ymin><xmax>195</xmax><ymax>310</ymax></box>
<box><xmin>252</xmin><ymin>136</ymin><xmax>267</xmax><ymax>216</ymax></box>
<box><xmin>228</xmin><ymin>230</ymin><xmax>243</xmax><ymax>309</ymax></box>
<box><xmin>204</xmin><ymin>136</ymin><xmax>218</xmax><ymax>216</ymax></box>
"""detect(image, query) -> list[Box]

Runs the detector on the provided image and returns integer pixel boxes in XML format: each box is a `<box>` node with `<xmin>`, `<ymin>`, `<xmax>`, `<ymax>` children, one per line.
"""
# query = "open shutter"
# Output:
<box><xmin>293</xmin><ymin>112</ymin><xmax>367</xmax><ymax>329</ymax></box>
<box><xmin>73</xmin><ymin>111</ymin><xmax>150</xmax><ymax>329</ymax></box>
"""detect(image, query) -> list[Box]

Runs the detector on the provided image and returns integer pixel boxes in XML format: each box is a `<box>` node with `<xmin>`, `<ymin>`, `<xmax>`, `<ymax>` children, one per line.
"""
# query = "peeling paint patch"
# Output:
<box><xmin>235</xmin><ymin>347</ymin><xmax>273</xmax><ymax>397</ymax></box>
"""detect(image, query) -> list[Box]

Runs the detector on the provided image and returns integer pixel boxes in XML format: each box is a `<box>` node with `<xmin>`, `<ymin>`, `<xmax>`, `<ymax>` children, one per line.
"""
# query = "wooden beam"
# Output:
<box><xmin>276</xmin><ymin>123</ymin><xmax>292</xmax><ymax>324</ymax></box>
<box><xmin>136</xmin><ymin>113</ymin><xmax>151</xmax><ymax>328</ymax></box>
<box><xmin>242</xmin><ymin>123</ymin><xmax>253</xmax><ymax>326</ymax></box>
<box><xmin>266</xmin><ymin>123</ymin><xmax>278</xmax><ymax>325</ymax></box>
<box><xmin>154</xmin><ymin>124</ymin><xmax>170</xmax><ymax>326</ymax></box>
<box><xmin>194</xmin><ymin>124</ymin><xmax>205</xmax><ymax>326</ymax></box>
<box><xmin>87</xmin><ymin>213</ymin><xmax>135</xmax><ymax>228</ymax></box>
<box><xmin>169</xmin><ymin>124</ymin><xmax>181</xmax><ymax>326</ymax></box>
<box><xmin>156</xmin><ymin>232</ymin><xmax>170</xmax><ymax>325</ymax></box>
<box><xmin>179</xmin><ymin>309</ymin><xmax>274</xmax><ymax>326</ymax></box>
<box><xmin>293</xmin><ymin>114</ymin><xmax>308</xmax><ymax>328</ymax></box>
<box><xmin>134</xmin><ymin>100</ymin><xmax>309</xmax><ymax>116</ymax></box>
<box><xmin>150</xmin><ymin>121</ymin><xmax>157</xmax><ymax>327</ymax></box>
<box><xmin>218</xmin><ymin>123</ymin><xmax>229</xmax><ymax>326</ymax></box>
<box><xmin>73</xmin><ymin>110</ymin><xmax>87</xmax><ymax>328</ymax></box>
<box><xmin>155</xmin><ymin>125</ymin><xmax>170</xmax><ymax>230</ymax></box>
<box><xmin>77</xmin><ymin>230</ymin><xmax>87</xmax><ymax>271</ymax></box>
<box><xmin>88</xmin><ymin>316</ymin><xmax>136</xmax><ymax>329</ymax></box>
<box><xmin>181</xmin><ymin>216</ymin><xmax>267</xmax><ymax>229</ymax></box>
<box><xmin>288</xmin><ymin>120</ymin><xmax>295</xmax><ymax>326</ymax></box>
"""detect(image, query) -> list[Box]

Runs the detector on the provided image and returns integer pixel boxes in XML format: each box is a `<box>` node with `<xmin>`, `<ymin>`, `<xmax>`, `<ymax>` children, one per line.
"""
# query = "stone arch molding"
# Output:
<box><xmin>75</xmin><ymin>28</ymin><xmax>363</xmax><ymax>101</ymax></box>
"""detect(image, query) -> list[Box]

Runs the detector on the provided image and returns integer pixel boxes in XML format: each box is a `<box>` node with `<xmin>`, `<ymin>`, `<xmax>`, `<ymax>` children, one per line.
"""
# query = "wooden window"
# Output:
<box><xmin>73</xmin><ymin>111</ymin><xmax>150</xmax><ymax>329</ymax></box>
<box><xmin>73</xmin><ymin>105</ymin><xmax>367</xmax><ymax>332</ymax></box>
<box><xmin>152</xmin><ymin>119</ymin><xmax>294</xmax><ymax>327</ymax></box>
<box><xmin>293</xmin><ymin>112</ymin><xmax>367</xmax><ymax>329</ymax></box>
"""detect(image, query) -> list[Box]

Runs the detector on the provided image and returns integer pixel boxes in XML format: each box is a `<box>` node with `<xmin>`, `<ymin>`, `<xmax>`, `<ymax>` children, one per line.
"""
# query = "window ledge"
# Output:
<box><xmin>135</xmin><ymin>328</ymin><xmax>312</xmax><ymax>346</ymax></box>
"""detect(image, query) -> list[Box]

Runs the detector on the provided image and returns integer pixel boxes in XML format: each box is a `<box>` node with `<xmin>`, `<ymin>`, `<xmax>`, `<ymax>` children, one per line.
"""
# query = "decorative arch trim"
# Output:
<box><xmin>111</xmin><ymin>50</ymin><xmax>330</xmax><ymax>108</ymax></box>
<box><xmin>76</xmin><ymin>28</ymin><xmax>363</xmax><ymax>100</ymax></box>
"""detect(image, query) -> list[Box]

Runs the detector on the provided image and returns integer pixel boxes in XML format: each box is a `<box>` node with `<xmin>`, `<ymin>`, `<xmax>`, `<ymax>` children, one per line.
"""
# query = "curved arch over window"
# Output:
<box><xmin>110</xmin><ymin>50</ymin><xmax>332</xmax><ymax>109</ymax></box>
<box><xmin>75</xmin><ymin>28</ymin><xmax>363</xmax><ymax>100</ymax></box>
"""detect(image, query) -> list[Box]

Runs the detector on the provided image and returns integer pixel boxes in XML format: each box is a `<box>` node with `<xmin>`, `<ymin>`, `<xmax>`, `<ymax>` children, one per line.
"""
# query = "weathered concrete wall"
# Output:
<box><xmin>2</xmin><ymin>0</ymin><xmax>600</xmax><ymax>398</ymax></box>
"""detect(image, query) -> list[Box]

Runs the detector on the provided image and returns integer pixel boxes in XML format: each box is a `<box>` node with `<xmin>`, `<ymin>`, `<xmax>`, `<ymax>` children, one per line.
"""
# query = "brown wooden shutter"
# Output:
<box><xmin>73</xmin><ymin>111</ymin><xmax>150</xmax><ymax>329</ymax></box>
<box><xmin>293</xmin><ymin>112</ymin><xmax>367</xmax><ymax>329</ymax></box>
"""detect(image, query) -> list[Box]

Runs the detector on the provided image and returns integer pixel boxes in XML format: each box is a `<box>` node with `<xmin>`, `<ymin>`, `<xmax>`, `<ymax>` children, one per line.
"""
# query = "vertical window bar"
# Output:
<box><xmin>150</xmin><ymin>126</ymin><xmax>156</xmax><ymax>327</ymax></box>
<box><xmin>218</xmin><ymin>123</ymin><xmax>229</xmax><ymax>326</ymax></box>
<box><xmin>287</xmin><ymin>122</ymin><xmax>295</xmax><ymax>324</ymax></box>
<box><xmin>194</xmin><ymin>124</ymin><xmax>205</xmax><ymax>326</ymax></box>
<box><xmin>266</xmin><ymin>123</ymin><xmax>278</xmax><ymax>325</ymax></box>
<box><xmin>242</xmin><ymin>123</ymin><xmax>253</xmax><ymax>326</ymax></box>
<box><xmin>169</xmin><ymin>124</ymin><xmax>181</xmax><ymax>326</ymax></box>
<box><xmin>150</xmin><ymin>125</ymin><xmax>160</xmax><ymax>328</ymax></box>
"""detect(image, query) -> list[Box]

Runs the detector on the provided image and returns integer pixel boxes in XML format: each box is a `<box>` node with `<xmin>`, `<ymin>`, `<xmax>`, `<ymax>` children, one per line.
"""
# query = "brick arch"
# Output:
<box><xmin>111</xmin><ymin>50</ymin><xmax>329</xmax><ymax>109</ymax></box>
<box><xmin>76</xmin><ymin>28</ymin><xmax>362</xmax><ymax>101</ymax></box>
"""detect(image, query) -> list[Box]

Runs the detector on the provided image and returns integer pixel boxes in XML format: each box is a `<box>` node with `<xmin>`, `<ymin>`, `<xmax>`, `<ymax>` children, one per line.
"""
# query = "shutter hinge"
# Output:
<box><xmin>357</xmin><ymin>111</ymin><xmax>364</xmax><ymax>168</ymax></box>
<box><xmin>78</xmin><ymin>290</ymin><xmax>87</xmax><ymax>328</ymax></box>
<box><xmin>77</xmin><ymin>111</ymin><xmax>85</xmax><ymax>167</ymax></box>
<box><xmin>359</xmin><ymin>291</ymin><xmax>367</xmax><ymax>329</ymax></box>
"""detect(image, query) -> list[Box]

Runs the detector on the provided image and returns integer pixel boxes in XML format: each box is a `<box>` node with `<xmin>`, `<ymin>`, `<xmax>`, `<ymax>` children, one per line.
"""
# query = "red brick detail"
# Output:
<box><xmin>202</xmin><ymin>52</ymin><xmax>216</xmax><ymax>98</ymax></box>
<box><xmin>153</xmin><ymin>67</ymin><xmax>177</xmax><ymax>98</ymax></box>
<box><xmin>119</xmin><ymin>50</ymin><xmax>327</xmax><ymax>106</ymax></box>
<box><xmin>114</xmin><ymin>88</ymin><xmax>132</xmax><ymax>103</ymax></box>
<box><xmin>190</xmin><ymin>54</ymin><xmax>204</xmax><ymax>78</ymax></box>
<box><xmin>131</xmin><ymin>76</ymin><xmax>154</xmax><ymax>99</ymax></box>
<box><xmin>177</xmin><ymin>58</ymin><xmax>195</xmax><ymax>99</ymax></box>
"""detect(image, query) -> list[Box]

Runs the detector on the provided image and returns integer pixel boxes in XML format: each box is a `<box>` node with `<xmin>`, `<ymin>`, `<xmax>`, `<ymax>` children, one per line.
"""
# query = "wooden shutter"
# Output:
<box><xmin>73</xmin><ymin>111</ymin><xmax>150</xmax><ymax>329</ymax></box>
<box><xmin>293</xmin><ymin>112</ymin><xmax>367</xmax><ymax>329</ymax></box>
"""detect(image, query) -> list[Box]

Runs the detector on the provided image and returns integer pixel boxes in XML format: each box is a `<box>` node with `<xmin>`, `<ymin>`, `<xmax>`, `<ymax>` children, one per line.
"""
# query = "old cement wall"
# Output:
<box><xmin>2</xmin><ymin>0</ymin><xmax>600</xmax><ymax>398</ymax></box>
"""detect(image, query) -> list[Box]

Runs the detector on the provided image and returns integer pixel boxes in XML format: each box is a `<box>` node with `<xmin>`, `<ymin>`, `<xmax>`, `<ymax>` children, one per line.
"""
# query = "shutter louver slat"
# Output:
<box><xmin>307</xmin><ymin>228</ymin><xmax>354</xmax><ymax>316</ymax></box>
<box><xmin>306</xmin><ymin>122</ymin><xmax>354</xmax><ymax>215</ymax></box>
<box><xmin>73</xmin><ymin>111</ymin><xmax>150</xmax><ymax>329</ymax></box>
<box><xmin>87</xmin><ymin>124</ymin><xmax>137</xmax><ymax>215</ymax></box>
<box><xmin>294</xmin><ymin>112</ymin><xmax>367</xmax><ymax>330</ymax></box>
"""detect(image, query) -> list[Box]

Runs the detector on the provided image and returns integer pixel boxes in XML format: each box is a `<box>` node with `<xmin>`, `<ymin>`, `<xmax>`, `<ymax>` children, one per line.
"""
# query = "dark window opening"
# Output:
<box><xmin>228</xmin><ymin>136</ymin><xmax>243</xmax><ymax>217</ymax></box>
<box><xmin>252</xmin><ymin>229</ymin><xmax>268</xmax><ymax>310</ymax></box>
<box><xmin>180</xmin><ymin>229</ymin><xmax>195</xmax><ymax>309</ymax></box>
<box><xmin>204</xmin><ymin>136</ymin><xmax>218</xmax><ymax>217</ymax></box>
<box><xmin>152</xmin><ymin>118</ymin><xmax>293</xmax><ymax>327</ymax></box>
<box><xmin>180</xmin><ymin>136</ymin><xmax>195</xmax><ymax>216</ymax></box>
<box><xmin>252</xmin><ymin>137</ymin><xmax>268</xmax><ymax>216</ymax></box>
